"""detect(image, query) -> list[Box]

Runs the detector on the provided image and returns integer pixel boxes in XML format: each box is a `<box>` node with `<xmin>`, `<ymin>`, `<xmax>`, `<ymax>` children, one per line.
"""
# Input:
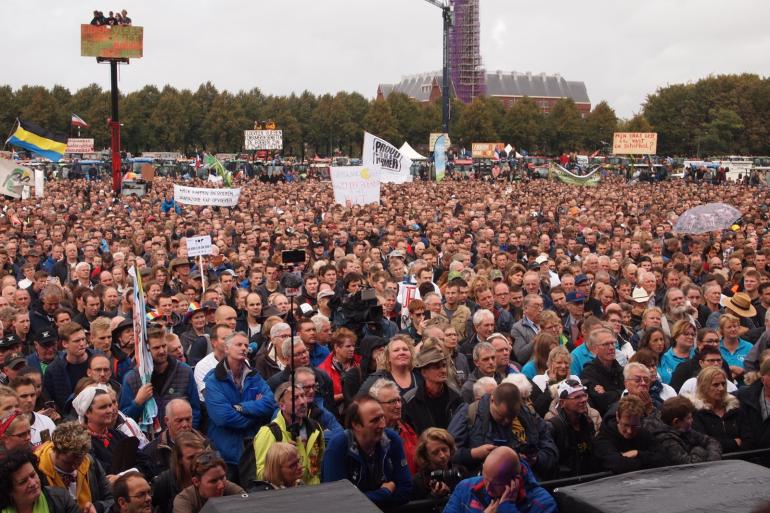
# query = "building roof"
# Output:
<box><xmin>378</xmin><ymin>70</ymin><xmax>590</xmax><ymax>104</ymax></box>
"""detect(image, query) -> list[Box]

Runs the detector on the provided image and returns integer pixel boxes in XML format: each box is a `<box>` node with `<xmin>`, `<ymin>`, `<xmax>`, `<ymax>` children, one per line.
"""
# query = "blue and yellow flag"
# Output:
<box><xmin>5</xmin><ymin>119</ymin><xmax>67</xmax><ymax>162</ymax></box>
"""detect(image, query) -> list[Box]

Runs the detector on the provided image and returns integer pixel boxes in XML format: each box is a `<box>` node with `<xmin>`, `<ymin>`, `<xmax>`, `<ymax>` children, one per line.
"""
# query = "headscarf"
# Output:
<box><xmin>72</xmin><ymin>385</ymin><xmax>111</xmax><ymax>422</ymax></box>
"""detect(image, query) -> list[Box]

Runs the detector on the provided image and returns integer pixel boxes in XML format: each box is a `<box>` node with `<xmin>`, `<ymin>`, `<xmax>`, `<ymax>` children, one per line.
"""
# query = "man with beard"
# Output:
<box><xmin>661</xmin><ymin>287</ymin><xmax>698</xmax><ymax>336</ymax></box>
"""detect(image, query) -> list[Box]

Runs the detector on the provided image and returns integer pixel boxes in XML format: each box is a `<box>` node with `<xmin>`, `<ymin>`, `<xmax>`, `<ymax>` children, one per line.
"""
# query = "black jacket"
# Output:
<box><xmin>43</xmin><ymin>487</ymin><xmax>81</xmax><ymax>513</ymax></box>
<box><xmin>594</xmin><ymin>417</ymin><xmax>667</xmax><ymax>474</ymax></box>
<box><xmin>690</xmin><ymin>394</ymin><xmax>747</xmax><ymax>453</ymax></box>
<box><xmin>736</xmin><ymin>380</ymin><xmax>770</xmax><ymax>450</ymax></box>
<box><xmin>580</xmin><ymin>359</ymin><xmax>625</xmax><ymax>416</ymax></box>
<box><xmin>402</xmin><ymin>383</ymin><xmax>463</xmax><ymax>434</ymax></box>
<box><xmin>546</xmin><ymin>407</ymin><xmax>598</xmax><ymax>476</ymax></box>
<box><xmin>647</xmin><ymin>417</ymin><xmax>722</xmax><ymax>465</ymax></box>
<box><xmin>669</xmin><ymin>354</ymin><xmax>732</xmax><ymax>392</ymax></box>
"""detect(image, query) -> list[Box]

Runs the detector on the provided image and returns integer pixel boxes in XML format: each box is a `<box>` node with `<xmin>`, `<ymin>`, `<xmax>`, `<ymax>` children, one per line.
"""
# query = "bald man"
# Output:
<box><xmin>443</xmin><ymin>446</ymin><xmax>556</xmax><ymax>513</ymax></box>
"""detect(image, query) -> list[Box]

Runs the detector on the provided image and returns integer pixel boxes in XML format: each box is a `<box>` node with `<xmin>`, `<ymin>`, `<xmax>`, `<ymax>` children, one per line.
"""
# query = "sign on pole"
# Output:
<box><xmin>434</xmin><ymin>134</ymin><xmax>447</xmax><ymax>182</ymax></box>
<box><xmin>66</xmin><ymin>138</ymin><xmax>95</xmax><ymax>154</ymax></box>
<box><xmin>186</xmin><ymin>235</ymin><xmax>213</xmax><ymax>257</ymax></box>
<box><xmin>244</xmin><ymin>130</ymin><xmax>283</xmax><ymax>150</ymax></box>
<box><xmin>429</xmin><ymin>133</ymin><xmax>451</xmax><ymax>150</ymax></box>
<box><xmin>330</xmin><ymin>166</ymin><xmax>381</xmax><ymax>206</ymax></box>
<box><xmin>612</xmin><ymin>132</ymin><xmax>658</xmax><ymax>155</ymax></box>
<box><xmin>472</xmin><ymin>143</ymin><xmax>504</xmax><ymax>159</ymax></box>
<box><xmin>81</xmin><ymin>25</ymin><xmax>144</xmax><ymax>59</ymax></box>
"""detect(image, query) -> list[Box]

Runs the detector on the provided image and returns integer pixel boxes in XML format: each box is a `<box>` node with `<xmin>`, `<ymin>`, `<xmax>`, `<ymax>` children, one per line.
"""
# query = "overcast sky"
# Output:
<box><xmin>3</xmin><ymin>0</ymin><xmax>769</xmax><ymax>118</ymax></box>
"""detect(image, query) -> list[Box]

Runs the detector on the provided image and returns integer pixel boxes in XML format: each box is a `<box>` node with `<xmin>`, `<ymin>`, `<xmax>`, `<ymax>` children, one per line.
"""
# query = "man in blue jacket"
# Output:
<box><xmin>322</xmin><ymin>395</ymin><xmax>412</xmax><ymax>508</ymax></box>
<box><xmin>203</xmin><ymin>331</ymin><xmax>276</xmax><ymax>476</ymax></box>
<box><xmin>443</xmin><ymin>446</ymin><xmax>556</xmax><ymax>513</ymax></box>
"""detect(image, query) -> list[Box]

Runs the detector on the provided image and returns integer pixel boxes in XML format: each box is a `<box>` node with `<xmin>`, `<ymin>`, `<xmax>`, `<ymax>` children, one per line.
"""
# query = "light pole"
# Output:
<box><xmin>423</xmin><ymin>0</ymin><xmax>452</xmax><ymax>134</ymax></box>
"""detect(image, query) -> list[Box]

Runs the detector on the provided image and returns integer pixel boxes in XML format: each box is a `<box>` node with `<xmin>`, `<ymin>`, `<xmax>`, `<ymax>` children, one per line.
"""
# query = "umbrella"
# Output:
<box><xmin>673</xmin><ymin>202</ymin><xmax>741</xmax><ymax>234</ymax></box>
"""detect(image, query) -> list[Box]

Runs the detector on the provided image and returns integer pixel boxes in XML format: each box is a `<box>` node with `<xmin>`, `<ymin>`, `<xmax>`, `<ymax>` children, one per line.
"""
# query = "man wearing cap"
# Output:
<box><xmin>168</xmin><ymin>258</ymin><xmax>191</xmax><ymax>294</ymax></box>
<box><xmin>2</xmin><ymin>352</ymin><xmax>27</xmax><ymax>385</ymax></box>
<box><xmin>402</xmin><ymin>344</ymin><xmax>463</xmax><ymax>434</ymax></box>
<box><xmin>546</xmin><ymin>376</ymin><xmax>599</xmax><ymax>476</ymax></box>
<box><xmin>25</xmin><ymin>330</ymin><xmax>59</xmax><ymax>376</ymax></box>
<box><xmin>563</xmin><ymin>291</ymin><xmax>588</xmax><ymax>348</ymax></box>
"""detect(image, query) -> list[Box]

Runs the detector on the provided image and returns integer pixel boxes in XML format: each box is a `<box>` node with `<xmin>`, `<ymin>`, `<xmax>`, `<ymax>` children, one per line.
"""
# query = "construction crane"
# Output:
<box><xmin>423</xmin><ymin>0</ymin><xmax>453</xmax><ymax>134</ymax></box>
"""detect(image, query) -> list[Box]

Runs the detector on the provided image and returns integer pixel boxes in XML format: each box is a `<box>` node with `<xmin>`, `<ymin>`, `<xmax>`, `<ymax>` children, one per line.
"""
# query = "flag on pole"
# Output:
<box><xmin>204</xmin><ymin>153</ymin><xmax>232</xmax><ymax>186</ymax></box>
<box><xmin>129</xmin><ymin>265</ymin><xmax>159</xmax><ymax>434</ymax></box>
<box><xmin>5</xmin><ymin>119</ymin><xmax>67</xmax><ymax>162</ymax></box>
<box><xmin>71</xmin><ymin>113</ymin><xmax>89</xmax><ymax>128</ymax></box>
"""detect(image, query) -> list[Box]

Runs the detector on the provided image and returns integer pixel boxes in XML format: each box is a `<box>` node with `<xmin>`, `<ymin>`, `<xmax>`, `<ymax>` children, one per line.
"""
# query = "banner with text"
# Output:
<box><xmin>185</xmin><ymin>235</ymin><xmax>213</xmax><ymax>257</ymax></box>
<box><xmin>173</xmin><ymin>184</ymin><xmax>241</xmax><ymax>207</ymax></box>
<box><xmin>612</xmin><ymin>132</ymin><xmax>658</xmax><ymax>155</ymax></box>
<box><xmin>434</xmin><ymin>134</ymin><xmax>447</xmax><ymax>182</ymax></box>
<box><xmin>0</xmin><ymin>159</ymin><xmax>33</xmax><ymax>199</ymax></box>
<box><xmin>362</xmin><ymin>132</ymin><xmax>412</xmax><ymax>184</ymax></box>
<box><xmin>66</xmin><ymin>138</ymin><xmax>95</xmax><ymax>154</ymax></box>
<box><xmin>331</xmin><ymin>166</ymin><xmax>381</xmax><ymax>206</ymax></box>
<box><xmin>244</xmin><ymin>130</ymin><xmax>283</xmax><ymax>150</ymax></box>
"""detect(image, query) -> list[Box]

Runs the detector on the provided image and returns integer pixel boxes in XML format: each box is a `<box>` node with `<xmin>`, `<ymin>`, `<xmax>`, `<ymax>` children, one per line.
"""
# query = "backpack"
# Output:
<box><xmin>236</xmin><ymin>423</ymin><xmax>282</xmax><ymax>488</ymax></box>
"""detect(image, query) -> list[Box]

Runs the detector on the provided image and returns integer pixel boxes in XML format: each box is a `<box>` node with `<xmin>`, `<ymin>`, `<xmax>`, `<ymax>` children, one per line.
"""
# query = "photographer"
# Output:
<box><xmin>411</xmin><ymin>428</ymin><xmax>469</xmax><ymax>501</ymax></box>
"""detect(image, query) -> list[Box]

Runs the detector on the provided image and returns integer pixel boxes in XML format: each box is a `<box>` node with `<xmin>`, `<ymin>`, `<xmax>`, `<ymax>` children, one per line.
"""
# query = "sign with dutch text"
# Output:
<box><xmin>66</xmin><ymin>138</ymin><xmax>95</xmax><ymax>154</ymax></box>
<box><xmin>612</xmin><ymin>132</ymin><xmax>658</xmax><ymax>155</ymax></box>
<box><xmin>81</xmin><ymin>24</ymin><xmax>144</xmax><ymax>59</ymax></box>
<box><xmin>244</xmin><ymin>130</ymin><xmax>283</xmax><ymax>150</ymax></box>
<box><xmin>186</xmin><ymin>235</ymin><xmax>213</xmax><ymax>257</ymax></box>
<box><xmin>330</xmin><ymin>166</ymin><xmax>381</xmax><ymax>206</ymax></box>
<box><xmin>173</xmin><ymin>184</ymin><xmax>241</xmax><ymax>207</ymax></box>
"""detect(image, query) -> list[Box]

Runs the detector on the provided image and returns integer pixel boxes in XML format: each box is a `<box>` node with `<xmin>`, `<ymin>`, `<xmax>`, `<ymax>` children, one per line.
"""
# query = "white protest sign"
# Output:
<box><xmin>34</xmin><ymin>169</ymin><xmax>44</xmax><ymax>198</ymax></box>
<box><xmin>330</xmin><ymin>166</ymin><xmax>381</xmax><ymax>206</ymax></box>
<box><xmin>66</xmin><ymin>138</ymin><xmax>95</xmax><ymax>154</ymax></box>
<box><xmin>186</xmin><ymin>235</ymin><xmax>213</xmax><ymax>257</ymax></box>
<box><xmin>173</xmin><ymin>184</ymin><xmax>241</xmax><ymax>207</ymax></box>
<box><xmin>362</xmin><ymin>132</ymin><xmax>412</xmax><ymax>184</ymax></box>
<box><xmin>244</xmin><ymin>130</ymin><xmax>283</xmax><ymax>150</ymax></box>
<box><xmin>0</xmin><ymin>159</ymin><xmax>33</xmax><ymax>199</ymax></box>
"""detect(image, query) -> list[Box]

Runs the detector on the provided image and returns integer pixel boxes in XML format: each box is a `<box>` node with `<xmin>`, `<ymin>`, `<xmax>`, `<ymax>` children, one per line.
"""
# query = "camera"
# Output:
<box><xmin>429</xmin><ymin>469</ymin><xmax>462</xmax><ymax>487</ymax></box>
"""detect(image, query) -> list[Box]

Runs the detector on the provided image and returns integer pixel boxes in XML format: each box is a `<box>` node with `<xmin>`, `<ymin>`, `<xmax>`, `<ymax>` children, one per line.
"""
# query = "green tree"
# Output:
<box><xmin>583</xmin><ymin>101</ymin><xmax>617</xmax><ymax>151</ymax></box>
<box><xmin>362</xmin><ymin>100</ymin><xmax>401</xmax><ymax>147</ymax></box>
<box><xmin>453</xmin><ymin>97</ymin><xmax>497</xmax><ymax>147</ymax></box>
<box><xmin>544</xmin><ymin>98</ymin><xmax>583</xmax><ymax>153</ymax></box>
<box><xmin>0</xmin><ymin>86</ymin><xmax>16</xmax><ymax>137</ymax></box>
<box><xmin>698</xmin><ymin>108</ymin><xmax>744</xmax><ymax>156</ymax></box>
<box><xmin>500</xmin><ymin>97</ymin><xmax>543</xmax><ymax>154</ymax></box>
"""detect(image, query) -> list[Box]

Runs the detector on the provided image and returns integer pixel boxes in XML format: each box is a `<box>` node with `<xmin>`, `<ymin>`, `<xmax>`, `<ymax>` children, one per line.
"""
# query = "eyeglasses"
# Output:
<box><xmin>627</xmin><ymin>376</ymin><xmax>651</xmax><ymax>384</ymax></box>
<box><xmin>378</xmin><ymin>397</ymin><xmax>402</xmax><ymax>405</ymax></box>
<box><xmin>128</xmin><ymin>490</ymin><xmax>153</xmax><ymax>500</ymax></box>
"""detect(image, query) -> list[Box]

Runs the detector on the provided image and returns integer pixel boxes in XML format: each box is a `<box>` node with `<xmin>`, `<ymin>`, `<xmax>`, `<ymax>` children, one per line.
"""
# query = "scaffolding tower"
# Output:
<box><xmin>449</xmin><ymin>0</ymin><xmax>485</xmax><ymax>104</ymax></box>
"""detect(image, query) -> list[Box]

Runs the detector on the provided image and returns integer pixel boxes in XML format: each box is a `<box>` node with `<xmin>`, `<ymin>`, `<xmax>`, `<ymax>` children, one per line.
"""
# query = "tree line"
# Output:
<box><xmin>0</xmin><ymin>73</ymin><xmax>767</xmax><ymax>158</ymax></box>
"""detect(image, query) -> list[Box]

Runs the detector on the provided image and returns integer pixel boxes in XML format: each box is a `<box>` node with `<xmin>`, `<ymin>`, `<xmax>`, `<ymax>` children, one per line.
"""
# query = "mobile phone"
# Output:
<box><xmin>424</xmin><ymin>310</ymin><xmax>432</xmax><ymax>320</ymax></box>
<box><xmin>492</xmin><ymin>439</ymin><xmax>508</xmax><ymax>447</ymax></box>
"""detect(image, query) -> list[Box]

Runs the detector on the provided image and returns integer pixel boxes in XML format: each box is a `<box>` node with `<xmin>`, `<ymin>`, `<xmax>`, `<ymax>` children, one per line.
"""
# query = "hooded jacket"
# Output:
<box><xmin>646</xmin><ymin>417</ymin><xmax>722</xmax><ymax>465</ymax></box>
<box><xmin>36</xmin><ymin>441</ymin><xmax>114</xmax><ymax>513</ymax></box>
<box><xmin>736</xmin><ymin>380</ymin><xmax>770</xmax><ymax>450</ymax></box>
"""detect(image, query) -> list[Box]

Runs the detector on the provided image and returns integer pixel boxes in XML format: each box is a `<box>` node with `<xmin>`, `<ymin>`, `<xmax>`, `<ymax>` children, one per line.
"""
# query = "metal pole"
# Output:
<box><xmin>110</xmin><ymin>60</ymin><xmax>122</xmax><ymax>194</ymax></box>
<box><xmin>442</xmin><ymin>6</ymin><xmax>451</xmax><ymax>134</ymax></box>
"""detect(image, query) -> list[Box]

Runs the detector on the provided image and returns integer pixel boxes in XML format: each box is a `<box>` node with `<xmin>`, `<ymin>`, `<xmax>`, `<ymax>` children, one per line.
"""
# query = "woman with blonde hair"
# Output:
<box><xmin>359</xmin><ymin>335</ymin><xmax>416</xmax><ymax>396</ymax></box>
<box><xmin>686</xmin><ymin>366</ymin><xmax>746</xmax><ymax>453</ymax></box>
<box><xmin>531</xmin><ymin>346</ymin><xmax>571</xmax><ymax>417</ymax></box>
<box><xmin>259</xmin><ymin>442</ymin><xmax>303</xmax><ymax>490</ymax></box>
<box><xmin>659</xmin><ymin>320</ymin><xmax>697</xmax><ymax>384</ymax></box>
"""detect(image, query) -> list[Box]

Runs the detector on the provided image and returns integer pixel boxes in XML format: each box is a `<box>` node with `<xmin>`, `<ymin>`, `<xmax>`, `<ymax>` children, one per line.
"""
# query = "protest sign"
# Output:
<box><xmin>612</xmin><ymin>132</ymin><xmax>658</xmax><ymax>155</ymax></box>
<box><xmin>173</xmin><ymin>184</ymin><xmax>241</xmax><ymax>207</ymax></box>
<box><xmin>244</xmin><ymin>130</ymin><xmax>283</xmax><ymax>150</ymax></box>
<box><xmin>140</xmin><ymin>164</ymin><xmax>155</xmax><ymax>181</ymax></box>
<box><xmin>66</xmin><ymin>138</ymin><xmax>94</xmax><ymax>154</ymax></box>
<box><xmin>0</xmin><ymin>159</ymin><xmax>33</xmax><ymax>199</ymax></box>
<box><xmin>186</xmin><ymin>235</ymin><xmax>213</xmax><ymax>257</ymax></box>
<box><xmin>330</xmin><ymin>166</ymin><xmax>380</xmax><ymax>206</ymax></box>
<box><xmin>34</xmin><ymin>169</ymin><xmax>44</xmax><ymax>198</ymax></box>
<box><xmin>362</xmin><ymin>132</ymin><xmax>412</xmax><ymax>184</ymax></box>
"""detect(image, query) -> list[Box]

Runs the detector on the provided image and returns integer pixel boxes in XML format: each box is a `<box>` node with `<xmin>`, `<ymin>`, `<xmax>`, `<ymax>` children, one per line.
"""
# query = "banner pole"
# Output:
<box><xmin>200</xmin><ymin>255</ymin><xmax>206</xmax><ymax>293</ymax></box>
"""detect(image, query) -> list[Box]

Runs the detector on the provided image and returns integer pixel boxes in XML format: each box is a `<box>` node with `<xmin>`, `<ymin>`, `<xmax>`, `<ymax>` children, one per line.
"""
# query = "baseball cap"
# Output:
<box><xmin>317</xmin><ymin>289</ymin><xmax>335</xmax><ymax>300</ymax></box>
<box><xmin>201</xmin><ymin>301</ymin><xmax>218</xmax><ymax>311</ymax></box>
<box><xmin>189</xmin><ymin>270</ymin><xmax>202</xmax><ymax>280</ymax></box>
<box><xmin>220</xmin><ymin>269</ymin><xmax>236</xmax><ymax>277</ymax></box>
<box><xmin>557</xmin><ymin>376</ymin><xmax>587</xmax><ymax>399</ymax></box>
<box><xmin>535</xmin><ymin>254</ymin><xmax>549</xmax><ymax>265</ymax></box>
<box><xmin>2</xmin><ymin>353</ymin><xmax>26</xmax><ymax>370</ymax></box>
<box><xmin>35</xmin><ymin>330</ymin><xmax>58</xmax><ymax>347</ymax></box>
<box><xmin>490</xmin><ymin>269</ymin><xmax>504</xmax><ymax>281</ymax></box>
<box><xmin>388</xmin><ymin>250</ymin><xmax>406</xmax><ymax>259</ymax></box>
<box><xmin>574</xmin><ymin>274</ymin><xmax>589</xmax><ymax>285</ymax></box>
<box><xmin>565</xmin><ymin>291</ymin><xmax>588</xmax><ymax>304</ymax></box>
<box><xmin>0</xmin><ymin>335</ymin><xmax>20</xmax><ymax>349</ymax></box>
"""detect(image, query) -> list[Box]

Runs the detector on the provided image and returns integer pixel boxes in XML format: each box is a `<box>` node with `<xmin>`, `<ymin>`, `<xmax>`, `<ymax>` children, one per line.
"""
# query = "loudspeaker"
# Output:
<box><xmin>553</xmin><ymin>460</ymin><xmax>770</xmax><ymax>513</ymax></box>
<box><xmin>200</xmin><ymin>481</ymin><xmax>381</xmax><ymax>513</ymax></box>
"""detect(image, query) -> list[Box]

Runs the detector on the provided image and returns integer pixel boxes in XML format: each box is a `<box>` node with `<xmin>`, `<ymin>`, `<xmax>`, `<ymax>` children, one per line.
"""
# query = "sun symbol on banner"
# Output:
<box><xmin>360</xmin><ymin>167</ymin><xmax>370</xmax><ymax>180</ymax></box>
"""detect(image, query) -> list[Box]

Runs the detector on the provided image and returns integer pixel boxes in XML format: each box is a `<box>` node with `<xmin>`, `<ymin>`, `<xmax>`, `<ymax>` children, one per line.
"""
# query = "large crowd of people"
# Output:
<box><xmin>1</xmin><ymin>172</ymin><xmax>770</xmax><ymax>513</ymax></box>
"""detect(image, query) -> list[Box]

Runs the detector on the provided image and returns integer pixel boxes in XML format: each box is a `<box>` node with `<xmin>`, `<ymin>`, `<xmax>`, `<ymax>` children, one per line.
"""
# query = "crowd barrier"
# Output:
<box><xmin>382</xmin><ymin>447</ymin><xmax>770</xmax><ymax>513</ymax></box>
